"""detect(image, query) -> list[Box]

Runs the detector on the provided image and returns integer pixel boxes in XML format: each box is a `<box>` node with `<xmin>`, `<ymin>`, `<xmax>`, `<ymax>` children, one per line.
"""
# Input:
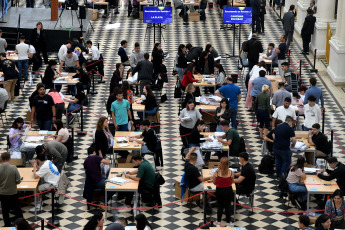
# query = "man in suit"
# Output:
<box><xmin>282</xmin><ymin>5</ymin><xmax>296</xmax><ymax>52</ymax></box>
<box><xmin>301</xmin><ymin>9</ymin><xmax>316</xmax><ymax>55</ymax></box>
<box><xmin>243</xmin><ymin>33</ymin><xmax>263</xmax><ymax>71</ymax></box>
<box><xmin>250</xmin><ymin>0</ymin><xmax>261</xmax><ymax>33</ymax></box>
<box><xmin>133</xmin><ymin>53</ymin><xmax>153</xmax><ymax>95</ymax></box>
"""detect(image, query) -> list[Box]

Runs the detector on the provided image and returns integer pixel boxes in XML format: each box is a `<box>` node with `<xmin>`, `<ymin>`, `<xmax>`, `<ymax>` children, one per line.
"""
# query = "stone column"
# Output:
<box><xmin>295</xmin><ymin>0</ymin><xmax>310</xmax><ymax>35</ymax></box>
<box><xmin>310</xmin><ymin>0</ymin><xmax>336</xmax><ymax>57</ymax></box>
<box><xmin>327</xmin><ymin>0</ymin><xmax>345</xmax><ymax>85</ymax></box>
<box><xmin>284</xmin><ymin>0</ymin><xmax>297</xmax><ymax>13</ymax></box>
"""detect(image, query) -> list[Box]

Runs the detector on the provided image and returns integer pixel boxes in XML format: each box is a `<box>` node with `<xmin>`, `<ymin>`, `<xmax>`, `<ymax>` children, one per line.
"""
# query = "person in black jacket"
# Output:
<box><xmin>43</xmin><ymin>60</ymin><xmax>59</xmax><ymax>90</ymax></box>
<box><xmin>244</xmin><ymin>33</ymin><xmax>263</xmax><ymax>71</ymax></box>
<box><xmin>176</xmin><ymin>44</ymin><xmax>188</xmax><ymax>80</ymax></box>
<box><xmin>133</xmin><ymin>53</ymin><xmax>153</xmax><ymax>95</ymax></box>
<box><xmin>110</xmin><ymin>63</ymin><xmax>123</xmax><ymax>94</ymax></box>
<box><xmin>137</xmin><ymin>85</ymin><xmax>157</xmax><ymax>120</ymax></box>
<box><xmin>30</xmin><ymin>22</ymin><xmax>48</xmax><ymax>64</ymax></box>
<box><xmin>71</xmin><ymin>38</ymin><xmax>88</xmax><ymax>67</ymax></box>
<box><xmin>106</xmin><ymin>87</ymin><xmax>119</xmax><ymax>115</ymax></box>
<box><xmin>29</xmin><ymin>83</ymin><xmax>44</xmax><ymax>109</ymax></box>
<box><xmin>186</xmin><ymin>43</ymin><xmax>203</xmax><ymax>67</ymax></box>
<box><xmin>129</xmin><ymin>119</ymin><xmax>157</xmax><ymax>155</ymax></box>
<box><xmin>198</xmin><ymin>51</ymin><xmax>214</xmax><ymax>74</ymax></box>
<box><xmin>215</xmin><ymin>98</ymin><xmax>231</xmax><ymax>132</ymax></box>
<box><xmin>182</xmin><ymin>83</ymin><xmax>199</xmax><ymax>108</ymax></box>
<box><xmin>250</xmin><ymin>0</ymin><xmax>261</xmax><ymax>33</ymax></box>
<box><xmin>151</xmin><ymin>42</ymin><xmax>165</xmax><ymax>76</ymax></box>
<box><xmin>317</xmin><ymin>157</ymin><xmax>345</xmax><ymax>193</ymax></box>
<box><xmin>259</xmin><ymin>0</ymin><xmax>266</xmax><ymax>34</ymax></box>
<box><xmin>301</xmin><ymin>9</ymin><xmax>316</xmax><ymax>55</ymax></box>
<box><xmin>152</xmin><ymin>64</ymin><xmax>168</xmax><ymax>91</ymax></box>
<box><xmin>74</xmin><ymin>67</ymin><xmax>90</xmax><ymax>92</ymax></box>
<box><xmin>94</xmin><ymin>116</ymin><xmax>114</xmax><ymax>157</ymax></box>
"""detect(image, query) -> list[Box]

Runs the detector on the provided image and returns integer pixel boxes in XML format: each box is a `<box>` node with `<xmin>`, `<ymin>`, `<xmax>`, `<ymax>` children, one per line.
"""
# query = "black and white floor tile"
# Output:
<box><xmin>0</xmin><ymin>1</ymin><xmax>344</xmax><ymax>229</ymax></box>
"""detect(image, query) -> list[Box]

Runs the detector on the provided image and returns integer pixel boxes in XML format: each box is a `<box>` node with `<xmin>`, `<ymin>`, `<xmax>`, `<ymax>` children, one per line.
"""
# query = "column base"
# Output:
<box><xmin>327</xmin><ymin>38</ymin><xmax>345</xmax><ymax>85</ymax></box>
<box><xmin>295</xmin><ymin>1</ymin><xmax>309</xmax><ymax>35</ymax></box>
<box><xmin>310</xmin><ymin>21</ymin><xmax>336</xmax><ymax>58</ymax></box>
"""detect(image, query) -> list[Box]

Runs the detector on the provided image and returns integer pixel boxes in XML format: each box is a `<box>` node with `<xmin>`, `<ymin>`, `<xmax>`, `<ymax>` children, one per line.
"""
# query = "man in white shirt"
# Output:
<box><xmin>303</xmin><ymin>95</ymin><xmax>321</xmax><ymax>131</ymax></box>
<box><xmin>85</xmin><ymin>40</ymin><xmax>100</xmax><ymax>73</ymax></box>
<box><xmin>31</xmin><ymin>152</ymin><xmax>60</xmax><ymax>211</ymax></box>
<box><xmin>28</xmin><ymin>44</ymin><xmax>42</xmax><ymax>79</ymax></box>
<box><xmin>58</xmin><ymin>40</ymin><xmax>72</xmax><ymax>61</ymax></box>
<box><xmin>59</xmin><ymin>49</ymin><xmax>79</xmax><ymax>73</ymax></box>
<box><xmin>0</xmin><ymin>29</ymin><xmax>7</xmax><ymax>53</ymax></box>
<box><xmin>272</xmin><ymin>97</ymin><xmax>297</xmax><ymax>129</ymax></box>
<box><xmin>15</xmin><ymin>36</ymin><xmax>29</xmax><ymax>81</ymax></box>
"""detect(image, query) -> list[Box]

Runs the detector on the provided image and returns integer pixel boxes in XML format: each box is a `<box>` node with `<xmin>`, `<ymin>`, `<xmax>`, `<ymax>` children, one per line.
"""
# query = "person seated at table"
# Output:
<box><xmin>250</xmin><ymin>70</ymin><xmax>272</xmax><ymax>101</ymax></box>
<box><xmin>181</xmin><ymin>63</ymin><xmax>197</xmax><ymax>90</ymax></box>
<box><xmin>298</xmin><ymin>215</ymin><xmax>314</xmax><ymax>230</ymax></box>
<box><xmin>74</xmin><ymin>67</ymin><xmax>90</xmax><ymax>93</ymax></box>
<box><xmin>110</xmin><ymin>63</ymin><xmax>123</xmax><ymax>95</ymax></box>
<box><xmin>135</xmin><ymin>213</ymin><xmax>152</xmax><ymax>230</ymax></box>
<box><xmin>263</xmin><ymin>43</ymin><xmax>278</xmax><ymax>72</ymax></box>
<box><xmin>264</xmin><ymin>119</ymin><xmax>283</xmax><ymax>153</ymax></box>
<box><xmin>272</xmin><ymin>82</ymin><xmax>292</xmax><ymax>108</ymax></box>
<box><xmin>305</xmin><ymin>123</ymin><xmax>331</xmax><ymax>165</ymax></box>
<box><xmin>64</xmin><ymin>82</ymin><xmax>85</xmax><ymax>124</ymax></box>
<box><xmin>59</xmin><ymin>49</ymin><xmax>80</xmax><ymax>73</ymax></box>
<box><xmin>324</xmin><ymin>189</ymin><xmax>345</xmax><ymax>229</ymax></box>
<box><xmin>184</xmin><ymin>151</ymin><xmax>211</xmax><ymax>210</ymax></box>
<box><xmin>53</xmin><ymin>119</ymin><xmax>69</xmax><ymax>144</ymax></box>
<box><xmin>173</xmin><ymin>0</ymin><xmax>188</xmax><ymax>17</ymax></box>
<box><xmin>272</xmin><ymin>97</ymin><xmax>297</xmax><ymax>129</ymax></box>
<box><xmin>213</xmin><ymin>63</ymin><xmax>226</xmax><ymax>87</ymax></box>
<box><xmin>217</xmin><ymin>120</ymin><xmax>241</xmax><ymax>160</ymax></box>
<box><xmin>137</xmin><ymin>85</ymin><xmax>157</xmax><ymax>120</ymax></box>
<box><xmin>286</xmin><ymin>156</ymin><xmax>307</xmax><ymax>210</ymax></box>
<box><xmin>248</xmin><ymin>61</ymin><xmax>267</xmax><ymax>82</ymax></box>
<box><xmin>315</xmin><ymin>214</ymin><xmax>331</xmax><ymax>230</ymax></box>
<box><xmin>212</xmin><ymin>157</ymin><xmax>235</xmax><ymax>227</ymax></box>
<box><xmin>182</xmin><ymin>83</ymin><xmax>199</xmax><ymax>109</ymax></box>
<box><xmin>31</xmin><ymin>152</ymin><xmax>60</xmax><ymax>211</ymax></box>
<box><xmin>129</xmin><ymin>119</ymin><xmax>157</xmax><ymax>156</ymax></box>
<box><xmin>83</xmin><ymin>145</ymin><xmax>112</xmax><ymax>207</ymax></box>
<box><xmin>42</xmin><ymin>60</ymin><xmax>60</xmax><ymax>91</ymax></box>
<box><xmin>8</xmin><ymin>117</ymin><xmax>29</xmax><ymax>153</ymax></box>
<box><xmin>94</xmin><ymin>116</ymin><xmax>114</xmax><ymax>158</ymax></box>
<box><xmin>14</xmin><ymin>218</ymin><xmax>34</xmax><ymax>230</ymax></box>
<box><xmin>198</xmin><ymin>50</ymin><xmax>214</xmax><ymax>75</ymax></box>
<box><xmin>254</xmin><ymin>84</ymin><xmax>271</xmax><ymax>138</ymax></box>
<box><xmin>317</xmin><ymin>157</ymin><xmax>345</xmax><ymax>193</ymax></box>
<box><xmin>303</xmin><ymin>95</ymin><xmax>321</xmax><ymax>131</ymax></box>
<box><xmin>48</xmin><ymin>89</ymin><xmax>65</xmax><ymax>120</ymax></box>
<box><xmin>234</xmin><ymin>152</ymin><xmax>256</xmax><ymax>197</ymax></box>
<box><xmin>299</xmin><ymin>85</ymin><xmax>308</xmax><ymax>102</ymax></box>
<box><xmin>105</xmin><ymin>217</ymin><xmax>127</xmax><ymax>230</ymax></box>
<box><xmin>124</xmin><ymin>154</ymin><xmax>156</xmax><ymax>208</ymax></box>
<box><xmin>292</xmin><ymin>92</ymin><xmax>304</xmax><ymax>116</ymax></box>
<box><xmin>185</xmin><ymin>120</ymin><xmax>211</xmax><ymax>168</ymax></box>
<box><xmin>215</xmin><ymin>98</ymin><xmax>231</xmax><ymax>132</ymax></box>
<box><xmin>35</xmin><ymin>141</ymin><xmax>68</xmax><ymax>173</ymax></box>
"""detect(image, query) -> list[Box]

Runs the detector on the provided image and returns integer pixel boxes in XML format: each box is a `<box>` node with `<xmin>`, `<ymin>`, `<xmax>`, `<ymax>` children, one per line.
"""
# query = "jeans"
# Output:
<box><xmin>176</xmin><ymin>67</ymin><xmax>185</xmax><ymax>80</ymax></box>
<box><xmin>18</xmin><ymin>59</ymin><xmax>29</xmax><ymax>81</ymax></box>
<box><xmin>274</xmin><ymin>149</ymin><xmax>292</xmax><ymax>178</ymax></box>
<box><xmin>95</xmin><ymin>177</ymin><xmax>116</xmax><ymax>202</ymax></box>
<box><xmin>138</xmin><ymin>107</ymin><xmax>157</xmax><ymax>120</ymax></box>
<box><xmin>118</xmin><ymin>123</ymin><xmax>128</xmax><ymax>131</ymax></box>
<box><xmin>303</xmin><ymin>126</ymin><xmax>312</xmax><ymax>131</ymax></box>
<box><xmin>248</xmin><ymin>59</ymin><xmax>258</xmax><ymax>72</ymax></box>
<box><xmin>37</xmin><ymin>119</ymin><xmax>52</xmax><ymax>130</ymax></box>
<box><xmin>216</xmin><ymin>125</ymin><xmax>222</xmax><ymax>132</ymax></box>
<box><xmin>288</xmin><ymin>183</ymin><xmax>308</xmax><ymax>202</ymax></box>
<box><xmin>230</xmin><ymin>108</ymin><xmax>238</xmax><ymax>129</ymax></box>
<box><xmin>0</xmin><ymin>194</ymin><xmax>23</xmax><ymax>226</ymax></box>
<box><xmin>68</xmin><ymin>103</ymin><xmax>81</xmax><ymax>119</ymax></box>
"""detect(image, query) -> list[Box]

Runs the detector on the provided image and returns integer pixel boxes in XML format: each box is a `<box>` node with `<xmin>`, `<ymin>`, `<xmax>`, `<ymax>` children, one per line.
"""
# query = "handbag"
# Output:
<box><xmin>174</xmin><ymin>80</ymin><xmax>182</xmax><ymax>98</ymax></box>
<box><xmin>160</xmin><ymin>93</ymin><xmax>167</xmax><ymax>103</ymax></box>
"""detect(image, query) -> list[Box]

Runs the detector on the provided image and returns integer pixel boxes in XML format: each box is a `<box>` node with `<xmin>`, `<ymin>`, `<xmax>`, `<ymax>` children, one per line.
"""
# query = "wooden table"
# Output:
<box><xmin>200</xmin><ymin>132</ymin><xmax>229</xmax><ymax>158</ymax></box>
<box><xmin>113</xmin><ymin>131</ymin><xmax>142</xmax><ymax>167</ymax></box>
<box><xmin>193</xmin><ymin>74</ymin><xmax>217</xmax><ymax>91</ymax></box>
<box><xmin>304</xmin><ymin>175</ymin><xmax>339</xmax><ymax>210</ymax></box>
<box><xmin>22</xmin><ymin>130</ymin><xmax>55</xmax><ymax>152</ymax></box>
<box><xmin>203</xmin><ymin>169</ymin><xmax>237</xmax><ymax>223</ymax></box>
<box><xmin>132</xmin><ymin>98</ymin><xmax>145</xmax><ymax>119</ymax></box>
<box><xmin>53</xmin><ymin>73</ymin><xmax>79</xmax><ymax>88</ymax></box>
<box><xmin>230</xmin><ymin>0</ymin><xmax>246</xmax><ymax>6</ymax></box>
<box><xmin>93</xmin><ymin>0</ymin><xmax>109</xmax><ymax>15</ymax></box>
<box><xmin>196</xmin><ymin>104</ymin><xmax>218</xmax><ymax>112</ymax></box>
<box><xmin>105</xmin><ymin>168</ymin><xmax>139</xmax><ymax>220</ymax></box>
<box><xmin>18</xmin><ymin>168</ymin><xmax>40</xmax><ymax>220</ymax></box>
<box><xmin>6</xmin><ymin>51</ymin><xmax>18</xmax><ymax>61</ymax></box>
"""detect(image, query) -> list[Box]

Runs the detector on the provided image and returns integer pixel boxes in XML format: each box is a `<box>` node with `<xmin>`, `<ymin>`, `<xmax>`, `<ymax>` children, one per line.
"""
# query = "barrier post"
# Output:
<box><xmin>41</xmin><ymin>219</ymin><xmax>44</xmax><ymax>230</ymax></box>
<box><xmin>322</xmin><ymin>110</ymin><xmax>325</xmax><ymax>134</ymax></box>
<box><xmin>300</xmin><ymin>60</ymin><xmax>302</xmax><ymax>77</ymax></box>
<box><xmin>77</xmin><ymin>106</ymin><xmax>86</xmax><ymax>136</ymax></box>
<box><xmin>310</xmin><ymin>49</ymin><xmax>318</xmax><ymax>73</ymax></box>
<box><xmin>90</xmin><ymin>72</ymin><xmax>98</xmax><ymax>95</ymax></box>
<box><xmin>278</xmin><ymin>4</ymin><xmax>282</xmax><ymax>21</ymax></box>
<box><xmin>51</xmin><ymin>190</ymin><xmax>60</xmax><ymax>227</ymax></box>
<box><xmin>288</xmin><ymin>50</ymin><xmax>291</xmax><ymax>65</ymax></box>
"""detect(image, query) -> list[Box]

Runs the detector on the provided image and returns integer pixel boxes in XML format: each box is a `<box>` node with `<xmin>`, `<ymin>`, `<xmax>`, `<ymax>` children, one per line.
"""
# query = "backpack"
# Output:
<box><xmin>258</xmin><ymin>154</ymin><xmax>275</xmax><ymax>175</ymax></box>
<box><xmin>239</xmin><ymin>137</ymin><xmax>246</xmax><ymax>153</ymax></box>
<box><xmin>132</xmin><ymin>8</ymin><xmax>139</xmax><ymax>19</ymax></box>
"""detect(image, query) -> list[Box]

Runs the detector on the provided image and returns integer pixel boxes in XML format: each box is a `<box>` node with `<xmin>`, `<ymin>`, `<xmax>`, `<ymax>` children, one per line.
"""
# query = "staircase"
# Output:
<box><xmin>1</xmin><ymin>14</ymin><xmax>21</xmax><ymax>51</ymax></box>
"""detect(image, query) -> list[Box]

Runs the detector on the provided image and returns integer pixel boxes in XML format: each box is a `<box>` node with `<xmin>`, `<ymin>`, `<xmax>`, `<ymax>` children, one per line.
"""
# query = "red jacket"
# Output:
<box><xmin>181</xmin><ymin>71</ymin><xmax>197</xmax><ymax>88</ymax></box>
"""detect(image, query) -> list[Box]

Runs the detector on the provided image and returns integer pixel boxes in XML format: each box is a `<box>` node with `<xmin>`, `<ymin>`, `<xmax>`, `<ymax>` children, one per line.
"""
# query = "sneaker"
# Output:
<box><xmin>29</xmin><ymin>203</ymin><xmax>42</xmax><ymax>212</ymax></box>
<box><xmin>226</xmin><ymin>222</ymin><xmax>234</xmax><ymax>227</ymax></box>
<box><xmin>214</xmin><ymin>221</ymin><xmax>220</xmax><ymax>227</ymax></box>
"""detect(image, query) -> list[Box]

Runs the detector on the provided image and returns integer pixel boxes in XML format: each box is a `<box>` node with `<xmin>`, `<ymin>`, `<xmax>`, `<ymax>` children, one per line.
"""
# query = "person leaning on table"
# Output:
<box><xmin>324</xmin><ymin>189</ymin><xmax>345</xmax><ymax>230</ymax></box>
<box><xmin>317</xmin><ymin>157</ymin><xmax>345</xmax><ymax>194</ymax></box>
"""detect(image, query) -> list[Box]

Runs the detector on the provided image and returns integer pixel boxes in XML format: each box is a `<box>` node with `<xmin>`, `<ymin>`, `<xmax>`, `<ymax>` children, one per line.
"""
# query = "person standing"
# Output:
<box><xmin>244</xmin><ymin>33</ymin><xmax>263</xmax><ymax>71</ymax></box>
<box><xmin>272</xmin><ymin>82</ymin><xmax>292</xmax><ymax>108</ymax></box>
<box><xmin>0</xmin><ymin>52</ymin><xmax>18</xmax><ymax>108</ymax></box>
<box><xmin>273</xmin><ymin>116</ymin><xmax>296</xmax><ymax>178</ymax></box>
<box><xmin>109</xmin><ymin>63</ymin><xmax>123</xmax><ymax>94</ymax></box>
<box><xmin>254</xmin><ymin>84</ymin><xmax>271</xmax><ymax>138</ymax></box>
<box><xmin>0</xmin><ymin>29</ymin><xmax>7</xmax><ymax>53</ymax></box>
<box><xmin>272</xmin><ymin>97</ymin><xmax>297</xmax><ymax>129</ymax></box>
<box><xmin>250</xmin><ymin>0</ymin><xmax>261</xmax><ymax>33</ymax></box>
<box><xmin>15</xmin><ymin>36</ymin><xmax>29</xmax><ymax>81</ymax></box>
<box><xmin>35</xmin><ymin>141</ymin><xmax>68</xmax><ymax>173</ymax></box>
<box><xmin>129</xmin><ymin>42</ymin><xmax>145</xmax><ymax>69</ymax></box>
<box><xmin>0</xmin><ymin>152</ymin><xmax>23</xmax><ymax>227</ymax></box>
<box><xmin>276</xmin><ymin>35</ymin><xmax>287</xmax><ymax>77</ymax></box>
<box><xmin>301</xmin><ymin>9</ymin><xmax>316</xmax><ymax>55</ymax></box>
<box><xmin>31</xmin><ymin>84</ymin><xmax>56</xmax><ymax>130</ymax></box>
<box><xmin>303</xmin><ymin>95</ymin><xmax>321</xmax><ymax>131</ymax></box>
<box><xmin>250</xmin><ymin>70</ymin><xmax>272</xmax><ymax>99</ymax></box>
<box><xmin>58</xmin><ymin>40</ymin><xmax>72</xmax><ymax>61</ymax></box>
<box><xmin>111</xmin><ymin>90</ymin><xmax>134</xmax><ymax>131</ymax></box>
<box><xmin>176</xmin><ymin>44</ymin><xmax>188</xmax><ymax>80</ymax></box>
<box><xmin>303</xmin><ymin>77</ymin><xmax>324</xmax><ymax>109</ymax></box>
<box><xmin>30</xmin><ymin>22</ymin><xmax>48</xmax><ymax>64</ymax></box>
<box><xmin>283</xmin><ymin>5</ymin><xmax>296</xmax><ymax>51</ymax></box>
<box><xmin>259</xmin><ymin>0</ymin><xmax>266</xmax><ymax>34</ymax></box>
<box><xmin>151</xmin><ymin>42</ymin><xmax>165</xmax><ymax>76</ymax></box>
<box><xmin>118</xmin><ymin>40</ymin><xmax>129</xmax><ymax>65</ymax></box>
<box><xmin>59</xmin><ymin>49</ymin><xmax>80</xmax><ymax>73</ymax></box>
<box><xmin>133</xmin><ymin>53</ymin><xmax>153</xmax><ymax>95</ymax></box>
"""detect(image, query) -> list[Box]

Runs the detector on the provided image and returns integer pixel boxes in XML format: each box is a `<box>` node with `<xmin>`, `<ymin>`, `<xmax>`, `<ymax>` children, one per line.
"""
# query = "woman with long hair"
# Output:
<box><xmin>152</xmin><ymin>42</ymin><xmax>165</xmax><ymax>76</ymax></box>
<box><xmin>286</xmin><ymin>156</ymin><xmax>307</xmax><ymax>210</ymax></box>
<box><xmin>182</xmin><ymin>83</ymin><xmax>199</xmax><ymax>108</ymax></box>
<box><xmin>176</xmin><ymin>44</ymin><xmax>188</xmax><ymax>80</ymax></box>
<box><xmin>94</xmin><ymin>116</ymin><xmax>114</xmax><ymax>158</ymax></box>
<box><xmin>181</xmin><ymin>63</ymin><xmax>197</xmax><ymax>89</ymax></box>
<box><xmin>53</xmin><ymin>119</ymin><xmax>69</xmax><ymax>143</ymax></box>
<box><xmin>315</xmin><ymin>214</ymin><xmax>331</xmax><ymax>230</ymax></box>
<box><xmin>9</xmin><ymin>117</ymin><xmax>27</xmax><ymax>152</ymax></box>
<box><xmin>43</xmin><ymin>60</ymin><xmax>59</xmax><ymax>90</ymax></box>
<box><xmin>138</xmin><ymin>85</ymin><xmax>157</xmax><ymax>120</ymax></box>
<box><xmin>74</xmin><ymin>67</ymin><xmax>90</xmax><ymax>91</ymax></box>
<box><xmin>14</xmin><ymin>218</ymin><xmax>34</xmax><ymax>230</ymax></box>
<box><xmin>135</xmin><ymin>213</ymin><xmax>152</xmax><ymax>230</ymax></box>
<box><xmin>212</xmin><ymin>157</ymin><xmax>234</xmax><ymax>227</ymax></box>
<box><xmin>64</xmin><ymin>82</ymin><xmax>86</xmax><ymax>124</ymax></box>
<box><xmin>48</xmin><ymin>88</ymin><xmax>65</xmax><ymax>120</ymax></box>
<box><xmin>110</xmin><ymin>63</ymin><xmax>123</xmax><ymax>94</ymax></box>
<box><xmin>214</xmin><ymin>63</ymin><xmax>226</xmax><ymax>86</ymax></box>
<box><xmin>215</xmin><ymin>98</ymin><xmax>231</xmax><ymax>132</ymax></box>
<box><xmin>30</xmin><ymin>22</ymin><xmax>48</xmax><ymax>63</ymax></box>
<box><xmin>83</xmin><ymin>211</ymin><xmax>104</xmax><ymax>230</ymax></box>
<box><xmin>325</xmin><ymin>189</ymin><xmax>345</xmax><ymax>229</ymax></box>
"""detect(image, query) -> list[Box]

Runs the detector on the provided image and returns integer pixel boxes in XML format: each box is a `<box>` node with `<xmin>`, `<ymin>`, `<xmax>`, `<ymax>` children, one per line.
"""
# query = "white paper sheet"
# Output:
<box><xmin>38</xmin><ymin>130</ymin><xmax>48</xmax><ymax>135</ymax></box>
<box><xmin>25</xmin><ymin>136</ymin><xmax>45</xmax><ymax>142</ymax></box>
<box><xmin>116</xmin><ymin>137</ymin><xmax>127</xmax><ymax>142</ymax></box>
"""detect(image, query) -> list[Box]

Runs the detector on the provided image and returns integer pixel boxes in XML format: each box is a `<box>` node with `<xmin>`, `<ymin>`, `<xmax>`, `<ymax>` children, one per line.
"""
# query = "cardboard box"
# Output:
<box><xmin>26</xmin><ymin>110</ymin><xmax>36</xmax><ymax>122</ymax></box>
<box><xmin>117</xmin><ymin>154</ymin><xmax>135</xmax><ymax>168</ymax></box>
<box><xmin>0</xmin><ymin>152</ymin><xmax>25</xmax><ymax>166</ymax></box>
<box><xmin>189</xmin><ymin>12</ymin><xmax>200</xmax><ymax>22</ymax></box>
<box><xmin>174</xmin><ymin>178</ymin><xmax>200</xmax><ymax>202</ymax></box>
<box><xmin>88</xmin><ymin>9</ymin><xmax>98</xmax><ymax>21</ymax></box>
<box><xmin>295</xmin><ymin>131</ymin><xmax>309</xmax><ymax>139</ymax></box>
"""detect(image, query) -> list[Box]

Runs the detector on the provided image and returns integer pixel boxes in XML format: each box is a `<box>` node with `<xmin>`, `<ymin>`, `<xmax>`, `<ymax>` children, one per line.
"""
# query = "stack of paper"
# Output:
<box><xmin>304</xmin><ymin>167</ymin><xmax>318</xmax><ymax>174</ymax></box>
<box><xmin>25</xmin><ymin>136</ymin><xmax>45</xmax><ymax>142</ymax></box>
<box><xmin>38</xmin><ymin>130</ymin><xmax>48</xmax><ymax>135</ymax></box>
<box><xmin>290</xmin><ymin>141</ymin><xmax>309</xmax><ymax>152</ymax></box>
<box><xmin>108</xmin><ymin>177</ymin><xmax>130</xmax><ymax>185</ymax></box>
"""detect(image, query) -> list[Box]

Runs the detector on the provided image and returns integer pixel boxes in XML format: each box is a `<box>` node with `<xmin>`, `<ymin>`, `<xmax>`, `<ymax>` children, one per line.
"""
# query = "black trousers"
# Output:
<box><xmin>35</xmin><ymin>44</ymin><xmax>48</xmax><ymax>64</ymax></box>
<box><xmin>179</xmin><ymin>125</ymin><xmax>192</xmax><ymax>148</ymax></box>
<box><xmin>259</xmin><ymin>14</ymin><xmax>265</xmax><ymax>32</ymax></box>
<box><xmin>216</xmin><ymin>187</ymin><xmax>233</xmax><ymax>223</ymax></box>
<box><xmin>0</xmin><ymin>194</ymin><xmax>23</xmax><ymax>226</ymax></box>
<box><xmin>302</xmin><ymin>34</ymin><xmax>312</xmax><ymax>53</ymax></box>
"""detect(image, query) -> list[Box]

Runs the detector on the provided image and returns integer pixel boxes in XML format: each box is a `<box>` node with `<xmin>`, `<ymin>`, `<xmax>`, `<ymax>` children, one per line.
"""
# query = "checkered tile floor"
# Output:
<box><xmin>1</xmin><ymin>1</ymin><xmax>345</xmax><ymax>229</ymax></box>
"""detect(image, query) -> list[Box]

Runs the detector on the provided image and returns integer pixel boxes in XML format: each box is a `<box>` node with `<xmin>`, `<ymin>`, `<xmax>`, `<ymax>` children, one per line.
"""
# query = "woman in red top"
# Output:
<box><xmin>212</xmin><ymin>157</ymin><xmax>234</xmax><ymax>227</ymax></box>
<box><xmin>181</xmin><ymin>63</ymin><xmax>198</xmax><ymax>89</ymax></box>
